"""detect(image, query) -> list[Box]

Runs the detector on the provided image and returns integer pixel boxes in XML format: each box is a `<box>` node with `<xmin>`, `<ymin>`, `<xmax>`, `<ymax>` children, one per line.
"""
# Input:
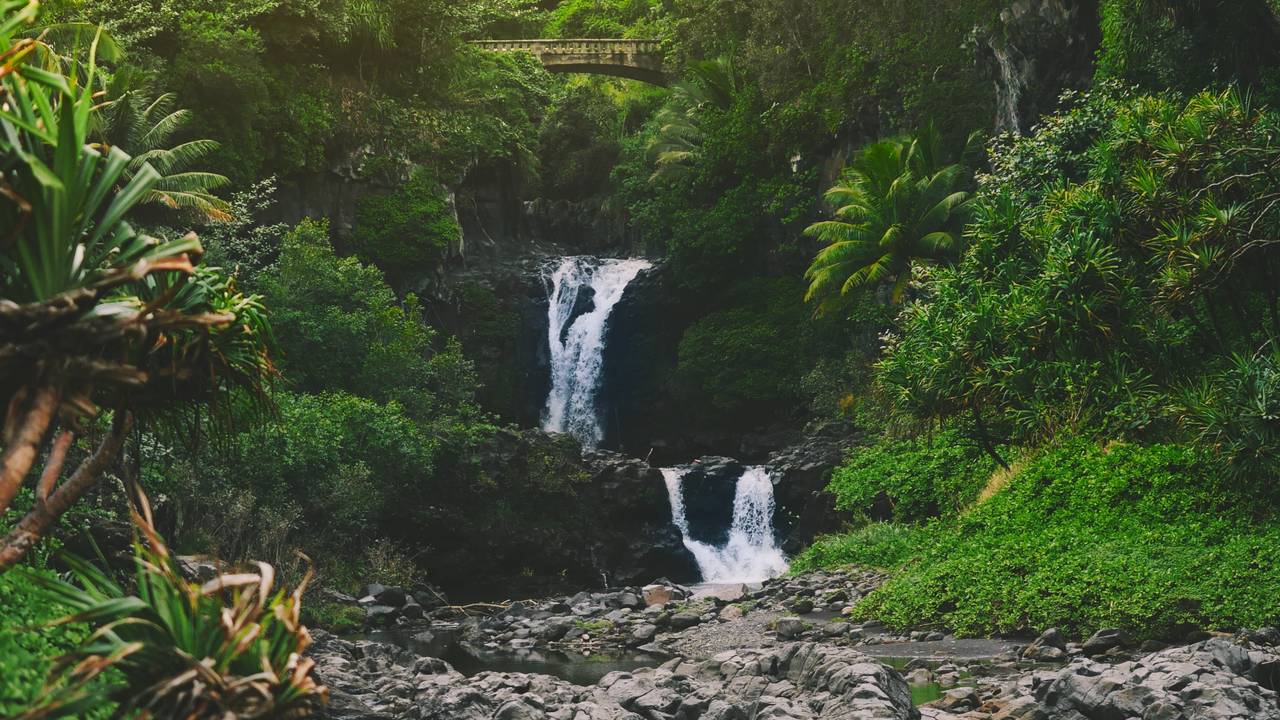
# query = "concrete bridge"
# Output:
<box><xmin>471</xmin><ymin>39</ymin><xmax>666</xmax><ymax>85</ymax></box>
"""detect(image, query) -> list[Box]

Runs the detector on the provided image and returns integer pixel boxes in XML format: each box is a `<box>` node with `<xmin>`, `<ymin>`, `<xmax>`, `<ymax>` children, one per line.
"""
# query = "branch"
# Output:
<box><xmin>0</xmin><ymin>385</ymin><xmax>60</xmax><ymax>517</ymax></box>
<box><xmin>0</xmin><ymin>411</ymin><xmax>132</xmax><ymax>571</ymax></box>
<box><xmin>36</xmin><ymin>430</ymin><xmax>74</xmax><ymax>502</ymax></box>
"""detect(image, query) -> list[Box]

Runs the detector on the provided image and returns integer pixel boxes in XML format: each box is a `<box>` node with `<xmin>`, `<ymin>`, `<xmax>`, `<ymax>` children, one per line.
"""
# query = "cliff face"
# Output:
<box><xmin>976</xmin><ymin>0</ymin><xmax>1101</xmax><ymax>133</ymax></box>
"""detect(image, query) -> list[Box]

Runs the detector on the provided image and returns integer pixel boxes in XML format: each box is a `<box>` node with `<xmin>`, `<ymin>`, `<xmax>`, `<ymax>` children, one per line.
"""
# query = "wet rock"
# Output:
<box><xmin>788</xmin><ymin>597</ymin><xmax>815</xmax><ymax>615</ymax></box>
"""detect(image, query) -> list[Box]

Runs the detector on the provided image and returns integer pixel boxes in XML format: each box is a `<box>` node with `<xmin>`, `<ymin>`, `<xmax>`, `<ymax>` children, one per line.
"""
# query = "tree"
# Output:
<box><xmin>0</xmin><ymin>4</ymin><xmax>272</xmax><ymax>569</ymax></box>
<box><xmin>101</xmin><ymin>88</ymin><xmax>232</xmax><ymax>221</ymax></box>
<box><xmin>646</xmin><ymin>56</ymin><xmax>739</xmax><ymax>183</ymax></box>
<box><xmin>803</xmin><ymin>125</ymin><xmax>977</xmax><ymax>308</ymax></box>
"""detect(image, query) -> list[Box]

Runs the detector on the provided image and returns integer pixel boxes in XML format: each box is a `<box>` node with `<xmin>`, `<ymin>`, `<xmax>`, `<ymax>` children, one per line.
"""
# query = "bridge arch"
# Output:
<box><xmin>471</xmin><ymin>39</ymin><xmax>667</xmax><ymax>86</ymax></box>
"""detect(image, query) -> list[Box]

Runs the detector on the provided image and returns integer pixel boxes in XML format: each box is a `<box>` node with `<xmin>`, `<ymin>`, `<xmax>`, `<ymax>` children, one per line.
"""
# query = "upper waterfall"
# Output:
<box><xmin>542</xmin><ymin>256</ymin><xmax>651</xmax><ymax>448</ymax></box>
<box><xmin>661</xmin><ymin>466</ymin><xmax>789</xmax><ymax>583</ymax></box>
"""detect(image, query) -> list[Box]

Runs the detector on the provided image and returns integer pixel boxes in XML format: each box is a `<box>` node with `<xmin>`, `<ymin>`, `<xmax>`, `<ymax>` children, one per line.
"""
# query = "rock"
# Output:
<box><xmin>642</xmin><ymin>584</ymin><xmax>677</xmax><ymax>606</ymax></box>
<box><xmin>775</xmin><ymin>617</ymin><xmax>806</xmax><ymax>640</ymax></box>
<box><xmin>788</xmin><ymin>597</ymin><xmax>815</xmax><ymax>615</ymax></box>
<box><xmin>974</xmin><ymin>0</ymin><xmax>1101</xmax><ymax>133</ymax></box>
<box><xmin>538</xmin><ymin>617</ymin><xmax>577</xmax><ymax>642</ymax></box>
<box><xmin>363</xmin><ymin>605</ymin><xmax>398</xmax><ymax>626</ymax></box>
<box><xmin>1080</xmin><ymin>627</ymin><xmax>1128</xmax><ymax>656</ymax></box>
<box><xmin>670</xmin><ymin>611</ymin><xmax>702</xmax><ymax>630</ymax></box>
<box><xmin>176</xmin><ymin>556</ymin><xmax>227</xmax><ymax>583</ymax></box>
<box><xmin>1250</xmin><ymin>626</ymin><xmax>1280</xmax><ymax>646</ymax></box>
<box><xmin>905</xmin><ymin>668</ymin><xmax>934</xmax><ymax>685</ymax></box>
<box><xmin>1035</xmin><ymin>637</ymin><xmax>1280</xmax><ymax>719</ymax></box>
<box><xmin>400</xmin><ymin>597</ymin><xmax>424</xmax><ymax>620</ymax></box>
<box><xmin>1022</xmin><ymin>628</ymin><xmax>1069</xmax><ymax>662</ymax></box>
<box><xmin>318</xmin><ymin>587</ymin><xmax>359</xmax><ymax>606</ymax></box>
<box><xmin>718</xmin><ymin>605</ymin><xmax>744</xmax><ymax>621</ymax></box>
<box><xmin>628</xmin><ymin>623</ymin><xmax>658</xmax><ymax>645</ymax></box>
<box><xmin>931</xmin><ymin>687</ymin><xmax>979</xmax><ymax>712</ymax></box>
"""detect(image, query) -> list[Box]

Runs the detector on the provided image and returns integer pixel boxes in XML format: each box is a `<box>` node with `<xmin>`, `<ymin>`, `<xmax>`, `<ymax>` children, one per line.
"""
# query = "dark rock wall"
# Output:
<box><xmin>976</xmin><ymin>0</ymin><xmax>1101</xmax><ymax>133</ymax></box>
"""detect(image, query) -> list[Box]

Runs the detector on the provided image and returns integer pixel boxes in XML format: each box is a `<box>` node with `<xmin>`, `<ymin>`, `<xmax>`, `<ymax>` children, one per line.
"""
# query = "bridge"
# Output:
<box><xmin>471</xmin><ymin>39</ymin><xmax>666</xmax><ymax>86</ymax></box>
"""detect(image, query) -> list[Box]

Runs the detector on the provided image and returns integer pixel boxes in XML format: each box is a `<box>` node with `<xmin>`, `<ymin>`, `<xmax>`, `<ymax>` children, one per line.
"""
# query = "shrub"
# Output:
<box><xmin>675</xmin><ymin>278</ymin><xmax>809</xmax><ymax>416</ymax></box>
<box><xmin>790</xmin><ymin>523</ymin><xmax>934</xmax><ymax>573</ymax></box>
<box><xmin>0</xmin><ymin>571</ymin><xmax>112</xmax><ymax>719</ymax></box>
<box><xmin>16</xmin><ymin>498</ymin><xmax>326</xmax><ymax>719</ymax></box>
<box><xmin>350</xmin><ymin>172</ymin><xmax>460</xmax><ymax>284</ymax></box>
<box><xmin>849</xmin><ymin>441</ymin><xmax>1280</xmax><ymax>640</ymax></box>
<box><xmin>828</xmin><ymin>429</ymin><xmax>997</xmax><ymax>521</ymax></box>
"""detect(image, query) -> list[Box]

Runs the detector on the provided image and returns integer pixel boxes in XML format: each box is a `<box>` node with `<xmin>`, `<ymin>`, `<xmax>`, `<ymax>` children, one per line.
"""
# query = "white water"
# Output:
<box><xmin>542</xmin><ymin>256</ymin><xmax>651</xmax><ymax>448</ymax></box>
<box><xmin>661</xmin><ymin>466</ymin><xmax>789</xmax><ymax>583</ymax></box>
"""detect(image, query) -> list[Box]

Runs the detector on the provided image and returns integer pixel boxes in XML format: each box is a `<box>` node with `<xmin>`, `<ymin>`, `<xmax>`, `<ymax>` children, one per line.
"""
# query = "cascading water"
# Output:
<box><xmin>661</xmin><ymin>467</ymin><xmax>789</xmax><ymax>583</ymax></box>
<box><xmin>542</xmin><ymin>256</ymin><xmax>651</xmax><ymax>448</ymax></box>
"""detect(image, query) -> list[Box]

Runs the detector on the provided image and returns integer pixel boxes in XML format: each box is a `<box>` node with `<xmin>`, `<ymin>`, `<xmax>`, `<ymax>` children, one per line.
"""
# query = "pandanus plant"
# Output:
<box><xmin>14</xmin><ymin>489</ymin><xmax>327</xmax><ymax>719</ymax></box>
<box><xmin>0</xmin><ymin>0</ymin><xmax>273</xmax><ymax>569</ymax></box>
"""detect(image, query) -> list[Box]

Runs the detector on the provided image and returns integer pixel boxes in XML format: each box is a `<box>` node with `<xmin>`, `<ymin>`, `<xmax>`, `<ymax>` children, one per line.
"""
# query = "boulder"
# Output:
<box><xmin>364</xmin><ymin>605</ymin><xmax>399</xmax><ymax>626</ymax></box>
<box><xmin>776</xmin><ymin>617</ymin><xmax>807</xmax><ymax>640</ymax></box>
<box><xmin>718</xmin><ymin>605</ymin><xmax>744</xmax><ymax>621</ymax></box>
<box><xmin>1081</xmin><ymin>628</ymin><xmax>1128</xmax><ymax>656</ymax></box>
<box><xmin>642</xmin><ymin>584</ymin><xmax>677</xmax><ymax>606</ymax></box>
<box><xmin>1022</xmin><ymin>627</ymin><xmax>1069</xmax><ymax>662</ymax></box>
<box><xmin>670</xmin><ymin>611</ymin><xmax>702</xmax><ymax>630</ymax></box>
<box><xmin>1036</xmin><ymin>637</ymin><xmax>1280</xmax><ymax>719</ymax></box>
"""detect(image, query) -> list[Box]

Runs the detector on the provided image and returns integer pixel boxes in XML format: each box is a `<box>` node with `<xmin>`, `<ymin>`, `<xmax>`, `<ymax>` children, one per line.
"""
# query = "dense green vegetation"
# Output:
<box><xmin>10</xmin><ymin>0</ymin><xmax>1280</xmax><ymax>712</ymax></box>
<box><xmin>799</xmin><ymin>442</ymin><xmax>1280</xmax><ymax>640</ymax></box>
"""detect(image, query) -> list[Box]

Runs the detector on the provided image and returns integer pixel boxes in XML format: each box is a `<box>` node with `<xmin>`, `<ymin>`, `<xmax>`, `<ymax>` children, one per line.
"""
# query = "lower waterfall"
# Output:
<box><xmin>662</xmin><ymin>466</ymin><xmax>789</xmax><ymax>583</ymax></box>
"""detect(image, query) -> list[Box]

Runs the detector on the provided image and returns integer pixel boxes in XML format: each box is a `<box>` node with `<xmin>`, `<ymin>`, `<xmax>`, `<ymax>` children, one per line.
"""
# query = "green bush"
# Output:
<box><xmin>881</xmin><ymin>88</ymin><xmax>1280</xmax><ymax>453</ymax></box>
<box><xmin>351</xmin><ymin>172</ymin><xmax>460</xmax><ymax>284</ymax></box>
<box><xmin>828</xmin><ymin>429</ymin><xmax>996</xmax><ymax>521</ymax></box>
<box><xmin>537</xmin><ymin>82</ymin><xmax>622</xmax><ymax>200</ymax></box>
<box><xmin>0</xmin><ymin>570</ymin><xmax>112</xmax><ymax>718</ymax></box>
<box><xmin>302</xmin><ymin>601</ymin><xmax>366</xmax><ymax>634</ymax></box>
<box><xmin>839</xmin><ymin>441</ymin><xmax>1280</xmax><ymax>640</ymax></box>
<box><xmin>676</xmin><ymin>278</ymin><xmax>809</xmax><ymax>415</ymax></box>
<box><xmin>790</xmin><ymin>523</ymin><xmax>934</xmax><ymax>573</ymax></box>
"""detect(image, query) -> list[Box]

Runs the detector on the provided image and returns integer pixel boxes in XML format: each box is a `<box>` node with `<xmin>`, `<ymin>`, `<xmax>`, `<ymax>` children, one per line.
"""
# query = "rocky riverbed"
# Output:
<box><xmin>313</xmin><ymin>568</ymin><xmax>1280</xmax><ymax>720</ymax></box>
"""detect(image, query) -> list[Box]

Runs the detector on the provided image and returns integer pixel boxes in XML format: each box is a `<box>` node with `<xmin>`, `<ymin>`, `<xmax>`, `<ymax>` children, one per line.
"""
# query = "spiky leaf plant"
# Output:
<box><xmin>14</xmin><ymin>491</ymin><xmax>327</xmax><ymax>719</ymax></box>
<box><xmin>0</xmin><ymin>0</ymin><xmax>274</xmax><ymax>568</ymax></box>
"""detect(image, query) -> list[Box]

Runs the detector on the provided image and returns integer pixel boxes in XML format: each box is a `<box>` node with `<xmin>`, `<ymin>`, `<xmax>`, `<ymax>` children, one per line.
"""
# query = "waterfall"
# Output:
<box><xmin>661</xmin><ymin>467</ymin><xmax>789</xmax><ymax>583</ymax></box>
<box><xmin>542</xmin><ymin>256</ymin><xmax>651</xmax><ymax>448</ymax></box>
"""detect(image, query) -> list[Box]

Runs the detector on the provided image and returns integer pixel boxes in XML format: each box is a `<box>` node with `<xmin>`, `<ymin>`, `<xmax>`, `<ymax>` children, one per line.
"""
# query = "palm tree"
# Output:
<box><xmin>804</xmin><ymin>125</ymin><xmax>978</xmax><ymax>308</ymax></box>
<box><xmin>0</xmin><ymin>6</ymin><xmax>272</xmax><ymax>570</ymax></box>
<box><xmin>647</xmin><ymin>56</ymin><xmax>739</xmax><ymax>182</ymax></box>
<box><xmin>101</xmin><ymin>88</ymin><xmax>232</xmax><ymax>221</ymax></box>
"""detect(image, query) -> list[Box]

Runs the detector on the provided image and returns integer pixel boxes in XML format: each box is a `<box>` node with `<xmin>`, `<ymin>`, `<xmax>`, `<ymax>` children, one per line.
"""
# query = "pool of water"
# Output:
<box><xmin>356</xmin><ymin>627</ymin><xmax>658</xmax><ymax>686</ymax></box>
<box><xmin>881</xmin><ymin>655</ymin><xmax>961</xmax><ymax>706</ymax></box>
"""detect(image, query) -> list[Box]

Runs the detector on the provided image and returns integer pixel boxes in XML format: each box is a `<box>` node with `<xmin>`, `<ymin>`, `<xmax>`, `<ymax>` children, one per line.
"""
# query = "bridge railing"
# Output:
<box><xmin>471</xmin><ymin>39</ymin><xmax>662</xmax><ymax>55</ymax></box>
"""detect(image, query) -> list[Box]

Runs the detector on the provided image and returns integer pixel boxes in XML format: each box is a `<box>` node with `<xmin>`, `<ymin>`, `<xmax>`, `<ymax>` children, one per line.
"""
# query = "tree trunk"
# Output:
<box><xmin>0</xmin><ymin>385</ymin><xmax>60</xmax><ymax>517</ymax></box>
<box><xmin>0</xmin><ymin>411</ymin><xmax>131</xmax><ymax>571</ymax></box>
<box><xmin>971</xmin><ymin>405</ymin><xmax>1011</xmax><ymax>471</ymax></box>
